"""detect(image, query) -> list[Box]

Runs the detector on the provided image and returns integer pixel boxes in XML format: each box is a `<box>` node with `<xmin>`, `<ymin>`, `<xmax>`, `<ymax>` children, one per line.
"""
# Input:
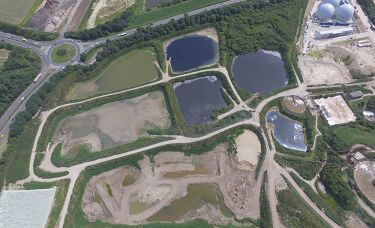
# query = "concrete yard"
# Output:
<box><xmin>314</xmin><ymin>95</ymin><xmax>356</xmax><ymax>126</ymax></box>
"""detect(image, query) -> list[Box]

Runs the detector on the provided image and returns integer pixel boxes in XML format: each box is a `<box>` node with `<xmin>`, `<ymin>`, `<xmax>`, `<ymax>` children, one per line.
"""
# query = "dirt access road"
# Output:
<box><xmin>25</xmin><ymin>62</ymin><xmax>343</xmax><ymax>228</ymax></box>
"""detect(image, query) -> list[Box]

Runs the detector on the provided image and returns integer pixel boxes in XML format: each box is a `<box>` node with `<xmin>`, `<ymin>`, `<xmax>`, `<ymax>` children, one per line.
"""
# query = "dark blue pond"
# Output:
<box><xmin>266</xmin><ymin>110</ymin><xmax>307</xmax><ymax>152</ymax></box>
<box><xmin>232</xmin><ymin>50</ymin><xmax>288</xmax><ymax>95</ymax></box>
<box><xmin>167</xmin><ymin>35</ymin><xmax>218</xmax><ymax>73</ymax></box>
<box><xmin>174</xmin><ymin>76</ymin><xmax>227</xmax><ymax>125</ymax></box>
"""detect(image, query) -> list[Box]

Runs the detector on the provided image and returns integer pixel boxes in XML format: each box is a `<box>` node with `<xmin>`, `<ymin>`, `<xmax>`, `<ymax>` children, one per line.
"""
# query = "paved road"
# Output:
<box><xmin>0</xmin><ymin>0</ymin><xmax>247</xmax><ymax>143</ymax></box>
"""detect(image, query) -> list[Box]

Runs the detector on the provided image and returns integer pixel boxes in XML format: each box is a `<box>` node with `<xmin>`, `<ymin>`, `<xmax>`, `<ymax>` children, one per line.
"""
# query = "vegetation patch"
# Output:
<box><xmin>0</xmin><ymin>0</ymin><xmax>36</xmax><ymax>24</ymax></box>
<box><xmin>51</xmin><ymin>44</ymin><xmax>77</xmax><ymax>64</ymax></box>
<box><xmin>0</xmin><ymin>49</ymin><xmax>10</xmax><ymax>68</ymax></box>
<box><xmin>0</xmin><ymin>43</ymin><xmax>42</xmax><ymax>118</ymax></box>
<box><xmin>67</xmin><ymin>48</ymin><xmax>159</xmax><ymax>100</ymax></box>
<box><xmin>277</xmin><ymin>177</ymin><xmax>330</xmax><ymax>228</ymax></box>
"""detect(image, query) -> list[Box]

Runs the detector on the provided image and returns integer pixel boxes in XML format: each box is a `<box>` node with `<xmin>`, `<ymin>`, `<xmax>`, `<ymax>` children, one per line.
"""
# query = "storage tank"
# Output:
<box><xmin>335</xmin><ymin>4</ymin><xmax>354</xmax><ymax>21</ymax></box>
<box><xmin>323</xmin><ymin>0</ymin><xmax>341</xmax><ymax>8</ymax></box>
<box><xmin>317</xmin><ymin>3</ymin><xmax>335</xmax><ymax>21</ymax></box>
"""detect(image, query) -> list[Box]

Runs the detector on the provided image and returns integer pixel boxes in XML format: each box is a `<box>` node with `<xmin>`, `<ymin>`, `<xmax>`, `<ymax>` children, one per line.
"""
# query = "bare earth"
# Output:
<box><xmin>354</xmin><ymin>161</ymin><xmax>375</xmax><ymax>203</ymax></box>
<box><xmin>87</xmin><ymin>0</ymin><xmax>135</xmax><ymax>28</ymax></box>
<box><xmin>235</xmin><ymin>130</ymin><xmax>261</xmax><ymax>168</ymax></box>
<box><xmin>82</xmin><ymin>144</ymin><xmax>259</xmax><ymax>225</ymax></box>
<box><xmin>54</xmin><ymin>91</ymin><xmax>170</xmax><ymax>155</ymax></box>
<box><xmin>299</xmin><ymin>55</ymin><xmax>353</xmax><ymax>85</ymax></box>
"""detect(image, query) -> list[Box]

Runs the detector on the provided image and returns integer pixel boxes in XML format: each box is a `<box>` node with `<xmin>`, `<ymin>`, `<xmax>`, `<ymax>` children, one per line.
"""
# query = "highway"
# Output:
<box><xmin>0</xmin><ymin>0</ymin><xmax>247</xmax><ymax>144</ymax></box>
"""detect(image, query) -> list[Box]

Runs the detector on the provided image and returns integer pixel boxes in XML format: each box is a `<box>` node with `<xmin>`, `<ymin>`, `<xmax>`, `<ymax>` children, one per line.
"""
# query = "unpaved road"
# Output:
<box><xmin>24</xmin><ymin>63</ymin><xmax>345</xmax><ymax>228</ymax></box>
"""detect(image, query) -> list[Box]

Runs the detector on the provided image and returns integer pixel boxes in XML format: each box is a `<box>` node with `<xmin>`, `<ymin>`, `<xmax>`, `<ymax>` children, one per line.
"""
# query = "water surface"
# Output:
<box><xmin>148</xmin><ymin>183</ymin><xmax>232</xmax><ymax>222</ymax></box>
<box><xmin>174</xmin><ymin>76</ymin><xmax>227</xmax><ymax>125</ymax></box>
<box><xmin>167</xmin><ymin>35</ymin><xmax>218</xmax><ymax>73</ymax></box>
<box><xmin>232</xmin><ymin>50</ymin><xmax>288</xmax><ymax>95</ymax></box>
<box><xmin>266</xmin><ymin>110</ymin><xmax>307</xmax><ymax>152</ymax></box>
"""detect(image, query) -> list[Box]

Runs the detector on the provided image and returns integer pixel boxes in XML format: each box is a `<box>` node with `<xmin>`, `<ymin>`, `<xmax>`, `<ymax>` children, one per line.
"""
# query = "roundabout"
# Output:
<box><xmin>51</xmin><ymin>44</ymin><xmax>77</xmax><ymax>64</ymax></box>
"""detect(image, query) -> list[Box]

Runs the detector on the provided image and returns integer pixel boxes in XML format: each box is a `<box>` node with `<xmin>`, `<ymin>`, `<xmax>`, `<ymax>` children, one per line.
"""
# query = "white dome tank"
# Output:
<box><xmin>335</xmin><ymin>4</ymin><xmax>354</xmax><ymax>21</ymax></box>
<box><xmin>317</xmin><ymin>3</ymin><xmax>335</xmax><ymax>20</ymax></box>
<box><xmin>323</xmin><ymin>0</ymin><xmax>340</xmax><ymax>8</ymax></box>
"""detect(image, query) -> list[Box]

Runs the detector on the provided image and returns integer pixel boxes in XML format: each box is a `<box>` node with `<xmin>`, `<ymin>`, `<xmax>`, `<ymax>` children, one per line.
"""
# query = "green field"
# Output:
<box><xmin>0</xmin><ymin>49</ymin><xmax>9</xmax><ymax>68</ymax></box>
<box><xmin>0</xmin><ymin>0</ymin><xmax>36</xmax><ymax>24</ymax></box>
<box><xmin>128</xmin><ymin>0</ymin><xmax>226</xmax><ymax>28</ymax></box>
<box><xmin>66</xmin><ymin>49</ymin><xmax>159</xmax><ymax>100</ymax></box>
<box><xmin>333</xmin><ymin>125</ymin><xmax>375</xmax><ymax>148</ymax></box>
<box><xmin>277</xmin><ymin>188</ymin><xmax>330</xmax><ymax>228</ymax></box>
<box><xmin>51</xmin><ymin>44</ymin><xmax>77</xmax><ymax>64</ymax></box>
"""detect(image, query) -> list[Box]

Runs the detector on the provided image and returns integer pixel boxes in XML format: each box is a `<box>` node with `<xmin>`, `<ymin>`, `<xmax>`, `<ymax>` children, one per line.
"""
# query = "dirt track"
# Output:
<box><xmin>26</xmin><ymin>64</ymin><xmax>343</xmax><ymax>228</ymax></box>
<box><xmin>82</xmin><ymin>147</ymin><xmax>258</xmax><ymax>224</ymax></box>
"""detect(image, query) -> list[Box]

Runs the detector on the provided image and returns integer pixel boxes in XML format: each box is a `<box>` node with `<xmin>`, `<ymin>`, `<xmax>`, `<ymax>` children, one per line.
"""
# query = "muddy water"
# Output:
<box><xmin>167</xmin><ymin>35</ymin><xmax>218</xmax><ymax>73</ymax></box>
<box><xmin>266</xmin><ymin>110</ymin><xmax>307</xmax><ymax>152</ymax></box>
<box><xmin>148</xmin><ymin>183</ymin><xmax>232</xmax><ymax>222</ymax></box>
<box><xmin>232</xmin><ymin>50</ymin><xmax>288</xmax><ymax>95</ymax></box>
<box><xmin>174</xmin><ymin>76</ymin><xmax>227</xmax><ymax>125</ymax></box>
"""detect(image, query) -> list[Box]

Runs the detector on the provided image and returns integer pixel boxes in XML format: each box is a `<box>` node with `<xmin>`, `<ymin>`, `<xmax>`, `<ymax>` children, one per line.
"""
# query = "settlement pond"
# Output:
<box><xmin>174</xmin><ymin>76</ymin><xmax>227</xmax><ymax>125</ymax></box>
<box><xmin>232</xmin><ymin>50</ymin><xmax>288</xmax><ymax>95</ymax></box>
<box><xmin>148</xmin><ymin>183</ymin><xmax>232</xmax><ymax>222</ymax></box>
<box><xmin>167</xmin><ymin>34</ymin><xmax>218</xmax><ymax>73</ymax></box>
<box><xmin>267</xmin><ymin>110</ymin><xmax>307</xmax><ymax>152</ymax></box>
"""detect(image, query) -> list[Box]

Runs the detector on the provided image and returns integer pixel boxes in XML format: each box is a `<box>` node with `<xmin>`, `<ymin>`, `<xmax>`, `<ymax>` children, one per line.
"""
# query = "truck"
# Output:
<box><xmin>34</xmin><ymin>74</ymin><xmax>42</xmax><ymax>83</ymax></box>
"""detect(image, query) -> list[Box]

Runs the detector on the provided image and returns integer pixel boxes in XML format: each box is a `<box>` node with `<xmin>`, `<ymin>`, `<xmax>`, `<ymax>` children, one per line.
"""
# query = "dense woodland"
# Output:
<box><xmin>0</xmin><ymin>43</ymin><xmax>41</xmax><ymax>117</ymax></box>
<box><xmin>366</xmin><ymin>96</ymin><xmax>375</xmax><ymax>111</ymax></box>
<box><xmin>0</xmin><ymin>22</ymin><xmax>57</xmax><ymax>41</ymax></box>
<box><xmin>64</xmin><ymin>11</ymin><xmax>133</xmax><ymax>41</ymax></box>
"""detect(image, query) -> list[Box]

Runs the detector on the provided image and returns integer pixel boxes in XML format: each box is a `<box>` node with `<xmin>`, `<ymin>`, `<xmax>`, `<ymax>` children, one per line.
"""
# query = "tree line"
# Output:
<box><xmin>358</xmin><ymin>0</ymin><xmax>375</xmax><ymax>25</ymax></box>
<box><xmin>0</xmin><ymin>22</ymin><xmax>58</xmax><ymax>41</ymax></box>
<box><xmin>64</xmin><ymin>11</ymin><xmax>133</xmax><ymax>41</ymax></box>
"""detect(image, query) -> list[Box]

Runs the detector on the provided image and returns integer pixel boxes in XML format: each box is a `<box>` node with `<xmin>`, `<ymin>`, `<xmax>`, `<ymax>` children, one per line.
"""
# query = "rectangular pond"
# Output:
<box><xmin>266</xmin><ymin>110</ymin><xmax>307</xmax><ymax>152</ymax></box>
<box><xmin>0</xmin><ymin>188</ymin><xmax>56</xmax><ymax>228</ymax></box>
<box><xmin>174</xmin><ymin>76</ymin><xmax>227</xmax><ymax>125</ymax></box>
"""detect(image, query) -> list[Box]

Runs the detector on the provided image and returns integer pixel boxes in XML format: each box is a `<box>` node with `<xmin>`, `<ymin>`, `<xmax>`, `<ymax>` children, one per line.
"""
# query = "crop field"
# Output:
<box><xmin>0</xmin><ymin>0</ymin><xmax>36</xmax><ymax>24</ymax></box>
<box><xmin>0</xmin><ymin>49</ymin><xmax>9</xmax><ymax>68</ymax></box>
<box><xmin>66</xmin><ymin>49</ymin><xmax>159</xmax><ymax>100</ymax></box>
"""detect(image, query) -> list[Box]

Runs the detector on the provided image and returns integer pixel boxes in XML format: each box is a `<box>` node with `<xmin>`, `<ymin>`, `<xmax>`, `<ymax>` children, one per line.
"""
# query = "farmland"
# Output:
<box><xmin>0</xmin><ymin>0</ymin><xmax>37</xmax><ymax>24</ymax></box>
<box><xmin>66</xmin><ymin>49</ymin><xmax>159</xmax><ymax>100</ymax></box>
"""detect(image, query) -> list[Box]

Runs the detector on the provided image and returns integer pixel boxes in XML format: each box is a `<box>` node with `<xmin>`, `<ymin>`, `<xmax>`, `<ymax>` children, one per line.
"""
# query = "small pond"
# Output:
<box><xmin>232</xmin><ymin>50</ymin><xmax>288</xmax><ymax>95</ymax></box>
<box><xmin>167</xmin><ymin>35</ymin><xmax>218</xmax><ymax>73</ymax></box>
<box><xmin>174</xmin><ymin>76</ymin><xmax>227</xmax><ymax>125</ymax></box>
<box><xmin>266</xmin><ymin>110</ymin><xmax>307</xmax><ymax>152</ymax></box>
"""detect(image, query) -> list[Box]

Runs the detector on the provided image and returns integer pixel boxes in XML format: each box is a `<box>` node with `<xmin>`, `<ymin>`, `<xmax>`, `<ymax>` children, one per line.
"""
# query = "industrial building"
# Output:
<box><xmin>316</xmin><ymin>0</ymin><xmax>355</xmax><ymax>22</ymax></box>
<box><xmin>315</xmin><ymin>27</ymin><xmax>353</xmax><ymax>39</ymax></box>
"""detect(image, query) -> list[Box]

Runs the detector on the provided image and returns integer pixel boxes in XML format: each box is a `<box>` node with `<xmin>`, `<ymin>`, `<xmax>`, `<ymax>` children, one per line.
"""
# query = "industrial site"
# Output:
<box><xmin>0</xmin><ymin>0</ymin><xmax>375</xmax><ymax>227</ymax></box>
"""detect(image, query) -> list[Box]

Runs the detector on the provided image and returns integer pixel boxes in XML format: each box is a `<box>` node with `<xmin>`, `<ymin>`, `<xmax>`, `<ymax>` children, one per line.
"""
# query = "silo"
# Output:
<box><xmin>317</xmin><ymin>3</ymin><xmax>335</xmax><ymax>21</ymax></box>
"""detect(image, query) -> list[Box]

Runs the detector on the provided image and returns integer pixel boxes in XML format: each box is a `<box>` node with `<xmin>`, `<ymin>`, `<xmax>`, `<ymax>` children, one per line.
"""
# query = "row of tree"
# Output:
<box><xmin>0</xmin><ymin>42</ymin><xmax>42</xmax><ymax>117</ymax></box>
<box><xmin>64</xmin><ymin>11</ymin><xmax>133</xmax><ymax>41</ymax></box>
<box><xmin>357</xmin><ymin>0</ymin><xmax>375</xmax><ymax>25</ymax></box>
<box><xmin>0</xmin><ymin>22</ymin><xmax>57</xmax><ymax>41</ymax></box>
